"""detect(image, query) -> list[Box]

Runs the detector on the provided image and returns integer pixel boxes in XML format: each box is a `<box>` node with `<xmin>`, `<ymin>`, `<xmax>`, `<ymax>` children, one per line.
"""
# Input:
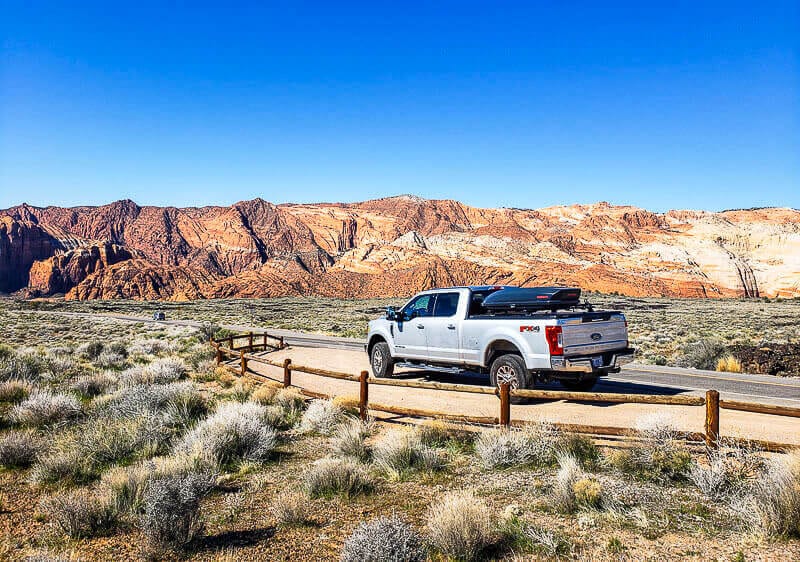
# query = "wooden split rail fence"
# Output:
<box><xmin>210</xmin><ymin>332</ymin><xmax>800</xmax><ymax>451</ymax></box>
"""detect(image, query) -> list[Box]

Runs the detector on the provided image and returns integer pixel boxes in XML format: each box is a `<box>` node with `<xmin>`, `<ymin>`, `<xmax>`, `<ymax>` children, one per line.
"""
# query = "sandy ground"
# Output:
<box><xmin>242</xmin><ymin>347</ymin><xmax>800</xmax><ymax>447</ymax></box>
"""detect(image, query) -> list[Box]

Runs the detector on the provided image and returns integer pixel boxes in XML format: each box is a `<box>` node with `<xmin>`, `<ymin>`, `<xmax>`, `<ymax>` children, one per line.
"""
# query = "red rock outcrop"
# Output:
<box><xmin>1</xmin><ymin>196</ymin><xmax>798</xmax><ymax>300</ymax></box>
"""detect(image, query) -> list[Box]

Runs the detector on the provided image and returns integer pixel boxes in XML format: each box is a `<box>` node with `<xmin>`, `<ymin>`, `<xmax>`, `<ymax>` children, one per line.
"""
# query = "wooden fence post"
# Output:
<box><xmin>499</xmin><ymin>383</ymin><xmax>511</xmax><ymax>427</ymax></box>
<box><xmin>359</xmin><ymin>370</ymin><xmax>369</xmax><ymax>421</ymax></box>
<box><xmin>279</xmin><ymin>336</ymin><xmax>285</xmax><ymax>349</ymax></box>
<box><xmin>705</xmin><ymin>390</ymin><xmax>720</xmax><ymax>448</ymax></box>
<box><xmin>228</xmin><ymin>335</ymin><xmax>234</xmax><ymax>350</ymax></box>
<box><xmin>240</xmin><ymin>350</ymin><xmax>247</xmax><ymax>376</ymax></box>
<box><xmin>248</xmin><ymin>331</ymin><xmax>253</xmax><ymax>349</ymax></box>
<box><xmin>263</xmin><ymin>333</ymin><xmax>267</xmax><ymax>351</ymax></box>
<box><xmin>215</xmin><ymin>345</ymin><xmax>222</xmax><ymax>366</ymax></box>
<box><xmin>283</xmin><ymin>358</ymin><xmax>292</xmax><ymax>388</ymax></box>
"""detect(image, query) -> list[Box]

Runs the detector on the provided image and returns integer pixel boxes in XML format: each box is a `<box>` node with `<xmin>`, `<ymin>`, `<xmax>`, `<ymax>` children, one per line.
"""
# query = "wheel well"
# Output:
<box><xmin>367</xmin><ymin>335</ymin><xmax>386</xmax><ymax>355</ymax></box>
<box><xmin>484</xmin><ymin>340</ymin><xmax>522</xmax><ymax>367</ymax></box>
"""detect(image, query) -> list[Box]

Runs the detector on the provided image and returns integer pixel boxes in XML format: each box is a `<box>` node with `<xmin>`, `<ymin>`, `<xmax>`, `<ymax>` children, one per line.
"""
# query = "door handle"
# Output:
<box><xmin>447</xmin><ymin>324</ymin><xmax>456</xmax><ymax>330</ymax></box>
<box><xmin>416</xmin><ymin>324</ymin><xmax>425</xmax><ymax>329</ymax></box>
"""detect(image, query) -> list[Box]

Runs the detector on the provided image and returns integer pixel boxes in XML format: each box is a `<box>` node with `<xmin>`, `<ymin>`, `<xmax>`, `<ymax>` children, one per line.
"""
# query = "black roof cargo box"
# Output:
<box><xmin>481</xmin><ymin>287</ymin><xmax>581</xmax><ymax>312</ymax></box>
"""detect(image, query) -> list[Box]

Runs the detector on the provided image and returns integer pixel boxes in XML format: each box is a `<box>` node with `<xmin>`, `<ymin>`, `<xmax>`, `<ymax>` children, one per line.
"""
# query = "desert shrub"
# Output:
<box><xmin>270</xmin><ymin>490</ymin><xmax>311</xmax><ymax>527</ymax></box>
<box><xmin>71</xmin><ymin>372</ymin><xmax>117</xmax><ymax>398</ymax></box>
<box><xmin>77</xmin><ymin>341</ymin><xmax>105</xmax><ymax>361</ymax></box>
<box><xmin>330</xmin><ymin>418</ymin><xmax>373</xmax><ymax>462</ymax></box>
<box><xmin>690</xmin><ymin>442</ymin><xmax>765</xmax><ymax>499</ymax></box>
<box><xmin>141</xmin><ymin>471</ymin><xmax>216</xmax><ymax>551</ymax></box>
<box><xmin>196</xmin><ymin>322</ymin><xmax>222</xmax><ymax>342</ymax></box>
<box><xmin>0</xmin><ymin>379</ymin><xmax>34</xmax><ymax>403</ymax></box>
<box><xmin>94</xmin><ymin>350</ymin><xmax>127</xmax><ymax>370</ymax></box>
<box><xmin>128</xmin><ymin>339</ymin><xmax>170</xmax><ymax>357</ymax></box>
<box><xmin>144</xmin><ymin>357</ymin><xmax>187</xmax><ymax>383</ymax></box>
<box><xmin>475</xmin><ymin>422</ymin><xmax>560</xmax><ymax>469</ymax></box>
<box><xmin>106</xmin><ymin>341</ymin><xmax>129</xmax><ymax>358</ymax></box>
<box><xmin>716</xmin><ymin>355</ymin><xmax>743</xmax><ymax>373</ymax></box>
<box><xmin>179</xmin><ymin>401</ymin><xmax>278</xmax><ymax>468</ymax></box>
<box><xmin>40</xmin><ymin>488</ymin><xmax>118</xmax><ymax>538</ymax></box>
<box><xmin>0</xmin><ymin>349</ymin><xmax>46</xmax><ymax>382</ymax></box>
<box><xmin>44</xmin><ymin>354</ymin><xmax>81</xmax><ymax>380</ymax></box>
<box><xmin>10</xmin><ymin>390</ymin><xmax>81</xmax><ymax>428</ymax></box>
<box><xmin>99</xmin><ymin>381</ymin><xmax>202</xmax><ymax>422</ymax></box>
<box><xmin>426</xmin><ymin>490</ymin><xmax>495</xmax><ymax>562</ymax></box>
<box><xmin>736</xmin><ymin>450</ymin><xmax>800</xmax><ymax>537</ymax></box>
<box><xmin>557</xmin><ymin>433</ymin><xmax>601</xmax><ymax>469</ymax></box>
<box><xmin>184</xmin><ymin>343</ymin><xmax>215</xmax><ymax>369</ymax></box>
<box><xmin>0</xmin><ymin>344</ymin><xmax>12</xmax><ymax>361</ymax></box>
<box><xmin>677</xmin><ymin>338</ymin><xmax>726</xmax><ymax>370</ymax></box>
<box><xmin>341</xmin><ymin>515</ymin><xmax>426</xmax><ymax>562</ymax></box>
<box><xmin>415</xmin><ymin>419</ymin><xmax>474</xmax><ymax>448</ymax></box>
<box><xmin>300</xmin><ymin>399</ymin><xmax>344</xmax><ymax>435</ymax></box>
<box><xmin>303</xmin><ymin>458</ymin><xmax>373</xmax><ymax>498</ymax></box>
<box><xmin>30</xmin><ymin>416</ymin><xmax>169</xmax><ymax>486</ymax></box>
<box><xmin>0</xmin><ymin>429</ymin><xmax>46</xmax><ymax>467</ymax></box>
<box><xmin>101</xmin><ymin>453</ymin><xmax>215</xmax><ymax>515</ymax></box>
<box><xmin>191</xmin><ymin>359</ymin><xmax>217</xmax><ymax>382</ymax></box>
<box><xmin>552</xmin><ymin>454</ymin><xmax>603</xmax><ymax>512</ymax></box>
<box><xmin>610</xmin><ymin>414</ymin><xmax>692</xmax><ymax>482</ymax></box>
<box><xmin>372</xmin><ymin>429</ymin><xmax>445</xmax><ymax>480</ymax></box>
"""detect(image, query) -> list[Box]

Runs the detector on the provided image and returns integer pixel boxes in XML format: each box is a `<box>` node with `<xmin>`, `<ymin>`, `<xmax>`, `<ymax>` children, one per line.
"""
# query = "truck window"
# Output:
<box><xmin>433</xmin><ymin>292</ymin><xmax>460</xmax><ymax>317</ymax></box>
<box><xmin>403</xmin><ymin>294</ymin><xmax>434</xmax><ymax>318</ymax></box>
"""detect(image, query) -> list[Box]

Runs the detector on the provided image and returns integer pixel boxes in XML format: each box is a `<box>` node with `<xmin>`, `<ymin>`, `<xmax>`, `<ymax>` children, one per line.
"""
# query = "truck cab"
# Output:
<box><xmin>366</xmin><ymin>286</ymin><xmax>635</xmax><ymax>393</ymax></box>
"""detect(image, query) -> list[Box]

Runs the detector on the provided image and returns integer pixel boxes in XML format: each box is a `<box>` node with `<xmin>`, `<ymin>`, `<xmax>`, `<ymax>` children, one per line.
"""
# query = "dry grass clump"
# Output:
<box><xmin>557</xmin><ymin>433</ymin><xmax>601</xmax><ymax>469</ymax></box>
<box><xmin>330</xmin><ymin>418</ymin><xmax>374</xmax><ymax>462</ymax></box>
<box><xmin>39</xmin><ymin>488</ymin><xmax>118</xmax><ymax>538</ymax></box>
<box><xmin>179</xmin><ymin>401</ymin><xmax>279</xmax><ymax>469</ymax></box>
<box><xmin>426</xmin><ymin>490</ymin><xmax>495</xmax><ymax>562</ymax></box>
<box><xmin>128</xmin><ymin>338</ymin><xmax>170</xmax><ymax>357</ymax></box>
<box><xmin>10</xmin><ymin>390</ymin><xmax>81</xmax><ymax>428</ymax></box>
<box><xmin>0</xmin><ymin>429</ymin><xmax>46</xmax><ymax>468</ymax></box>
<box><xmin>0</xmin><ymin>379</ymin><xmax>34</xmax><ymax>403</ymax></box>
<box><xmin>299</xmin><ymin>399</ymin><xmax>344</xmax><ymax>435</ymax></box>
<box><xmin>71</xmin><ymin>372</ymin><xmax>118</xmax><ymax>398</ymax></box>
<box><xmin>0</xmin><ymin>349</ymin><xmax>46</xmax><ymax>382</ymax></box>
<box><xmin>551</xmin><ymin>453</ymin><xmax>603</xmax><ymax>513</ymax></box>
<box><xmin>332</xmin><ymin>395</ymin><xmax>361</xmax><ymax>415</ymax></box>
<box><xmin>250</xmin><ymin>385</ymin><xmax>278</xmax><ymax>405</ymax></box>
<box><xmin>141</xmin><ymin>470</ymin><xmax>216</xmax><ymax>552</ymax></box>
<box><xmin>76</xmin><ymin>341</ymin><xmax>105</xmax><ymax>361</ymax></box>
<box><xmin>475</xmin><ymin>422</ymin><xmax>560</xmax><ymax>469</ymax></box>
<box><xmin>609</xmin><ymin>413</ymin><xmax>692</xmax><ymax>482</ymax></box>
<box><xmin>93</xmin><ymin>350</ymin><xmax>127</xmax><ymax>370</ymax></box>
<box><xmin>341</xmin><ymin>515</ymin><xmax>426</xmax><ymax>562</ymax></box>
<box><xmin>716</xmin><ymin>355</ymin><xmax>743</xmax><ymax>373</ymax></box>
<box><xmin>372</xmin><ymin>428</ymin><xmax>445</xmax><ymax>480</ymax></box>
<box><xmin>225</xmin><ymin>380</ymin><xmax>255</xmax><ymax>402</ymax></box>
<box><xmin>302</xmin><ymin>457</ymin><xmax>373</xmax><ymax>498</ymax></box>
<box><xmin>118</xmin><ymin>358</ymin><xmax>187</xmax><ymax>386</ymax></box>
<box><xmin>98</xmin><ymin>381</ymin><xmax>203</xmax><ymax>421</ymax></box>
<box><xmin>690</xmin><ymin>442</ymin><xmax>764</xmax><ymax>500</ymax></box>
<box><xmin>270</xmin><ymin>490</ymin><xmax>311</xmax><ymax>527</ymax></box>
<box><xmin>736</xmin><ymin>450</ymin><xmax>800</xmax><ymax>537</ymax></box>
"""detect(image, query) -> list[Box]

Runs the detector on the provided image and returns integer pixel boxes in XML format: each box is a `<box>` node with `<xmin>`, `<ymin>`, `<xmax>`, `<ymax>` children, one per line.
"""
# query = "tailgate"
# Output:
<box><xmin>560</xmin><ymin>313</ymin><xmax>627</xmax><ymax>356</ymax></box>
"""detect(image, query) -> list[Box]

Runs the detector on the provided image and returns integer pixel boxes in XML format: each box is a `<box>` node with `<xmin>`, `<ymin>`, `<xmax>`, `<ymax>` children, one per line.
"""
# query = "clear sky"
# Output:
<box><xmin>1</xmin><ymin>1</ymin><xmax>797</xmax><ymax>212</ymax></box>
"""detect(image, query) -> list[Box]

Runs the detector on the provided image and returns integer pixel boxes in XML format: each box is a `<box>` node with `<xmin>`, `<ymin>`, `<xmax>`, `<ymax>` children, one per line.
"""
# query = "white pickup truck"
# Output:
<box><xmin>366</xmin><ymin>286</ymin><xmax>634</xmax><ymax>393</ymax></box>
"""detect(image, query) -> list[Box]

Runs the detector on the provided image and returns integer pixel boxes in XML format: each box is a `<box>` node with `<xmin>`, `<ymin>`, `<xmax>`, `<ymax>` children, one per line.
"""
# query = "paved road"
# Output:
<box><xmin>31</xmin><ymin>310</ymin><xmax>800</xmax><ymax>407</ymax></box>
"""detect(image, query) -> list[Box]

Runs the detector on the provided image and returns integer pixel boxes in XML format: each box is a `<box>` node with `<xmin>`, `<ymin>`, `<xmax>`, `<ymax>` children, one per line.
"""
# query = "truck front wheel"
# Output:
<box><xmin>370</xmin><ymin>341</ymin><xmax>395</xmax><ymax>378</ymax></box>
<box><xmin>489</xmin><ymin>354</ymin><xmax>531</xmax><ymax>403</ymax></box>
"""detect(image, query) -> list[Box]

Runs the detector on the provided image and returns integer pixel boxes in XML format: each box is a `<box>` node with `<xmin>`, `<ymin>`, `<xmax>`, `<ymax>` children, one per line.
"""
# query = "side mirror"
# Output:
<box><xmin>385</xmin><ymin>306</ymin><xmax>397</xmax><ymax>321</ymax></box>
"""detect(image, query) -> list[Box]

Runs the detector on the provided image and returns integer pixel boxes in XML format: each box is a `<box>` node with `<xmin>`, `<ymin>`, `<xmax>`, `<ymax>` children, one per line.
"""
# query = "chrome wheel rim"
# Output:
<box><xmin>372</xmin><ymin>349</ymin><xmax>383</xmax><ymax>372</ymax></box>
<box><xmin>495</xmin><ymin>364</ymin><xmax>518</xmax><ymax>389</ymax></box>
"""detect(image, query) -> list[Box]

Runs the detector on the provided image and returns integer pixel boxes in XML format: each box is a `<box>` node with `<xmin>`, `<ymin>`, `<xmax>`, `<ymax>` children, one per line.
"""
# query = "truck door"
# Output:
<box><xmin>426</xmin><ymin>292</ymin><xmax>461</xmax><ymax>362</ymax></box>
<box><xmin>392</xmin><ymin>293</ymin><xmax>434</xmax><ymax>359</ymax></box>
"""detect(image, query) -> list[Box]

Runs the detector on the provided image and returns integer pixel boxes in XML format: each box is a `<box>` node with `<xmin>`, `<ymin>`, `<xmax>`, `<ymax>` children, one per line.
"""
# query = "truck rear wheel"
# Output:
<box><xmin>559</xmin><ymin>377</ymin><xmax>598</xmax><ymax>392</ymax></box>
<box><xmin>370</xmin><ymin>341</ymin><xmax>394</xmax><ymax>378</ymax></box>
<box><xmin>489</xmin><ymin>354</ymin><xmax>530</xmax><ymax>404</ymax></box>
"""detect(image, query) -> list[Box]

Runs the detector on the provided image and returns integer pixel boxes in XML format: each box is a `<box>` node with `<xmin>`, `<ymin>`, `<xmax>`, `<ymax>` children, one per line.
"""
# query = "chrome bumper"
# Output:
<box><xmin>549</xmin><ymin>348</ymin><xmax>636</xmax><ymax>373</ymax></box>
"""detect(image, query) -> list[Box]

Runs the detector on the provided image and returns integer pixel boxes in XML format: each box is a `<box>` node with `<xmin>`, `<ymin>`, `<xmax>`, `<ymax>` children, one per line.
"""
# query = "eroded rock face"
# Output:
<box><xmin>1</xmin><ymin>196</ymin><xmax>798</xmax><ymax>300</ymax></box>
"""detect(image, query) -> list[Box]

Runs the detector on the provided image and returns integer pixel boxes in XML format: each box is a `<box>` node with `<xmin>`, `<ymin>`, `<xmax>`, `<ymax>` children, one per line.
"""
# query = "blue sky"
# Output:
<box><xmin>1</xmin><ymin>1</ymin><xmax>797</xmax><ymax>211</ymax></box>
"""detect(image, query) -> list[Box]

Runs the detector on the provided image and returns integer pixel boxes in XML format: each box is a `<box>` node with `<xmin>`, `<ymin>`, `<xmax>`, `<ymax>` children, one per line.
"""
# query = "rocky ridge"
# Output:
<box><xmin>1</xmin><ymin>196</ymin><xmax>798</xmax><ymax>300</ymax></box>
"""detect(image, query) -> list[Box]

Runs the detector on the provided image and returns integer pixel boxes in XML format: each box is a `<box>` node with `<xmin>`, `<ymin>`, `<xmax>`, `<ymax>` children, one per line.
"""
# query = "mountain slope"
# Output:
<box><xmin>1</xmin><ymin>197</ymin><xmax>797</xmax><ymax>300</ymax></box>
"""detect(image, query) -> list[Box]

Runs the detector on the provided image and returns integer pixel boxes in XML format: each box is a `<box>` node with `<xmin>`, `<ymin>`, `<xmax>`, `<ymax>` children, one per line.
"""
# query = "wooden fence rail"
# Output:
<box><xmin>209</xmin><ymin>332</ymin><xmax>800</xmax><ymax>452</ymax></box>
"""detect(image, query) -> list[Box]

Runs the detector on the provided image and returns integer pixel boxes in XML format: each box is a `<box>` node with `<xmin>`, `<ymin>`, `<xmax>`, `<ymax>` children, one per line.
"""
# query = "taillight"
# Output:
<box><xmin>545</xmin><ymin>326</ymin><xmax>563</xmax><ymax>356</ymax></box>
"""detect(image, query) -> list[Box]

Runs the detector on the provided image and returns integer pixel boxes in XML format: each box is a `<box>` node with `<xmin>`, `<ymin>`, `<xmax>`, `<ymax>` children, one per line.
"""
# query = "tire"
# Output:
<box><xmin>559</xmin><ymin>377</ymin><xmax>598</xmax><ymax>392</ymax></box>
<box><xmin>489</xmin><ymin>353</ymin><xmax>531</xmax><ymax>404</ymax></box>
<box><xmin>370</xmin><ymin>341</ymin><xmax>395</xmax><ymax>378</ymax></box>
